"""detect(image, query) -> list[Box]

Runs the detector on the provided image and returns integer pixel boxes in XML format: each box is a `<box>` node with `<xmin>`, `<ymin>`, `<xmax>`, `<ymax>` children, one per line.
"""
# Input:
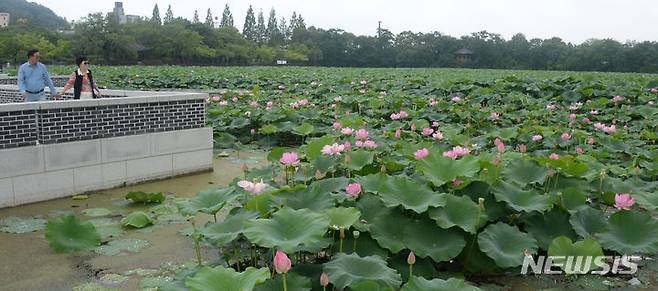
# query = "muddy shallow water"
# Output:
<box><xmin>1</xmin><ymin>149</ymin><xmax>656</xmax><ymax>291</ymax></box>
<box><xmin>0</xmin><ymin>150</ymin><xmax>267</xmax><ymax>291</ymax></box>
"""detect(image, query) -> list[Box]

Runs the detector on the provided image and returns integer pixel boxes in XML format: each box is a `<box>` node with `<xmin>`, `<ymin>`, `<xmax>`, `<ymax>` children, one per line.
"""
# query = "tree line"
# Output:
<box><xmin>0</xmin><ymin>3</ymin><xmax>657</xmax><ymax>73</ymax></box>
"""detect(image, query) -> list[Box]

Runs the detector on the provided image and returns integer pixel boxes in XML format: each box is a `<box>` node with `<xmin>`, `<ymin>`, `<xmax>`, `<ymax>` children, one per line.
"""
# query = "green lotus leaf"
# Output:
<box><xmin>82</xmin><ymin>208</ymin><xmax>113</xmax><ymax>217</ymax></box>
<box><xmin>306</xmin><ymin>135</ymin><xmax>336</xmax><ymax>161</ymax></box>
<box><xmin>632</xmin><ymin>191</ymin><xmax>658</xmax><ymax>211</ymax></box>
<box><xmin>323</xmin><ymin>253</ymin><xmax>402</xmax><ymax>290</ymax></box>
<box><xmin>428</xmin><ymin>194</ymin><xmax>483</xmax><ymax>234</ymax></box>
<box><xmin>227</xmin><ymin>117</ymin><xmax>250</xmax><ymax>129</ymax></box>
<box><xmin>150</xmin><ymin>204</ymin><xmax>179</xmax><ymax>216</ymax></box>
<box><xmin>351</xmin><ymin>281</ymin><xmax>394</xmax><ymax>291</ymax></box>
<box><xmin>293</xmin><ymin>122</ymin><xmax>315</xmax><ymax>136</ymax></box>
<box><xmin>88</xmin><ymin>218</ymin><xmax>125</xmax><ymax>239</ymax></box>
<box><xmin>457</xmin><ymin>236</ymin><xmax>500</xmax><ymax>274</ymax></box>
<box><xmin>0</xmin><ymin>216</ymin><xmax>46</xmax><ymax>234</ymax></box>
<box><xmin>202</xmin><ymin>211</ymin><xmax>260</xmax><ymax>247</ymax></box>
<box><xmin>243</xmin><ymin>207</ymin><xmax>330</xmax><ymax>253</ymax></box>
<box><xmin>568</xmin><ymin>207</ymin><xmax>608</xmax><ymax>238</ymax></box>
<box><xmin>94</xmin><ymin>238</ymin><xmax>150</xmax><ymax>256</ymax></box>
<box><xmin>259</xmin><ymin>124</ymin><xmax>278</xmax><ymax>135</ymax></box>
<box><xmin>324</xmin><ymin>207</ymin><xmax>361</xmax><ymax>229</ymax></box>
<box><xmin>45</xmin><ymin>215</ymin><xmax>101</xmax><ymax>253</ymax></box>
<box><xmin>597</xmin><ymin>211</ymin><xmax>658</xmax><ymax>254</ymax></box>
<box><xmin>121</xmin><ymin>211</ymin><xmax>154</xmax><ymax>228</ymax></box>
<box><xmin>401</xmin><ymin>276</ymin><xmax>482</xmax><ymax>291</ymax></box>
<box><xmin>185</xmin><ymin>266</ymin><xmax>270</xmax><ymax>291</ymax></box>
<box><xmin>502</xmin><ymin>159</ymin><xmax>549</xmax><ymax>185</ymax></box>
<box><xmin>491</xmin><ymin>181</ymin><xmax>554</xmax><ymax>213</ymax></box>
<box><xmin>559</xmin><ymin>188</ymin><xmax>588</xmax><ymax>212</ymax></box>
<box><xmin>547</xmin><ymin>236</ymin><xmax>604</xmax><ymax>274</ymax></box>
<box><xmin>369</xmin><ymin>208</ymin><xmax>414</xmax><ymax>253</ymax></box>
<box><xmin>345</xmin><ymin>150</ymin><xmax>375</xmax><ymax>171</ymax></box>
<box><xmin>179</xmin><ymin>188</ymin><xmax>239</xmax><ymax>216</ymax></box>
<box><xmin>275</xmin><ymin>184</ymin><xmax>335</xmax><ymax>211</ymax></box>
<box><xmin>523</xmin><ymin>208</ymin><xmax>578</xmax><ymax>249</ymax></box>
<box><xmin>403</xmin><ymin>218</ymin><xmax>466</xmax><ymax>262</ymax></box>
<box><xmin>125</xmin><ymin>191</ymin><xmax>165</xmax><ymax>204</ymax></box>
<box><xmin>378</xmin><ymin>175</ymin><xmax>446</xmax><ymax>213</ymax></box>
<box><xmin>417</xmin><ymin>154</ymin><xmax>480</xmax><ymax>186</ymax></box>
<box><xmin>254</xmin><ymin>272</ymin><xmax>311</xmax><ymax>291</ymax></box>
<box><xmin>355</xmin><ymin>173</ymin><xmax>389</xmax><ymax>194</ymax></box>
<box><xmin>477</xmin><ymin>222</ymin><xmax>538</xmax><ymax>268</ymax></box>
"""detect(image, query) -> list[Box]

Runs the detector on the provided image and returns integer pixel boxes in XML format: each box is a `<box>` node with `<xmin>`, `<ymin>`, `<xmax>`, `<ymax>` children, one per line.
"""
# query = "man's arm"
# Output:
<box><xmin>42</xmin><ymin>65</ymin><xmax>58</xmax><ymax>98</ymax></box>
<box><xmin>17</xmin><ymin>65</ymin><xmax>27</xmax><ymax>97</ymax></box>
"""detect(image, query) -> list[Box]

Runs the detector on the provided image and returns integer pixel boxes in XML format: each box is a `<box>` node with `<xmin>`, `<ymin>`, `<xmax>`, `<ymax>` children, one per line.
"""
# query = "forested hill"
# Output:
<box><xmin>0</xmin><ymin>0</ymin><xmax>68</xmax><ymax>29</ymax></box>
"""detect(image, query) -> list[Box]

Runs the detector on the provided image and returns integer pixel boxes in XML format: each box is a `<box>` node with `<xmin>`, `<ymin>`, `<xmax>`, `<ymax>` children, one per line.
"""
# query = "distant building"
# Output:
<box><xmin>113</xmin><ymin>2</ymin><xmax>140</xmax><ymax>24</ymax></box>
<box><xmin>455</xmin><ymin>48</ymin><xmax>474</xmax><ymax>63</ymax></box>
<box><xmin>0</xmin><ymin>13</ymin><xmax>9</xmax><ymax>28</ymax></box>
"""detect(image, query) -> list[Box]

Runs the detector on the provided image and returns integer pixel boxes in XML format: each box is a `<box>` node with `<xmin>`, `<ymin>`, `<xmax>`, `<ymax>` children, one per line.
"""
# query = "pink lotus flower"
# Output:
<box><xmin>451</xmin><ymin>96</ymin><xmax>461</xmax><ymax>102</ymax></box>
<box><xmin>490</xmin><ymin>112</ymin><xmax>500</xmax><ymax>120</ymax></box>
<box><xmin>211</xmin><ymin>96</ymin><xmax>221</xmax><ymax>102</ymax></box>
<box><xmin>362</xmin><ymin>140</ymin><xmax>378</xmax><ymax>149</ymax></box>
<box><xmin>410</xmin><ymin>124</ymin><xmax>417</xmax><ymax>131</ymax></box>
<box><xmin>650</xmin><ymin>88</ymin><xmax>658</xmax><ymax>94</ymax></box>
<box><xmin>421</xmin><ymin>127</ymin><xmax>434</xmax><ymax>136</ymax></box>
<box><xmin>250</xmin><ymin>128</ymin><xmax>256</xmax><ymax>135</ymax></box>
<box><xmin>568</xmin><ymin>113</ymin><xmax>576</xmax><ymax>120</ymax></box>
<box><xmin>603</xmin><ymin>125</ymin><xmax>616</xmax><ymax>134</ymax></box>
<box><xmin>432</xmin><ymin>131</ymin><xmax>443</xmax><ymax>140</ymax></box>
<box><xmin>614</xmin><ymin>193</ymin><xmax>635</xmax><ymax>210</ymax></box>
<box><xmin>298</xmin><ymin>99</ymin><xmax>309</xmax><ymax>106</ymax></box>
<box><xmin>561</xmin><ymin>132</ymin><xmax>571</xmax><ymax>141</ymax></box>
<box><xmin>575</xmin><ymin>146</ymin><xmax>584</xmax><ymax>154</ymax></box>
<box><xmin>532</xmin><ymin>135</ymin><xmax>543</xmax><ymax>141</ymax></box>
<box><xmin>399</xmin><ymin>111</ymin><xmax>408</xmax><ymax>118</ymax></box>
<box><xmin>320</xmin><ymin>273</ymin><xmax>329</xmax><ymax>287</ymax></box>
<box><xmin>333</xmin><ymin>122</ymin><xmax>342</xmax><ymax>130</ymax></box>
<box><xmin>232</xmin><ymin>96</ymin><xmax>238</xmax><ymax>102</ymax></box>
<box><xmin>345</xmin><ymin>183</ymin><xmax>362</xmax><ymax>198</ymax></box>
<box><xmin>494</xmin><ymin>138</ymin><xmax>505</xmax><ymax>153</ymax></box>
<box><xmin>407</xmin><ymin>251</ymin><xmax>416</xmax><ymax>265</ymax></box>
<box><xmin>429</xmin><ymin>100</ymin><xmax>438</xmax><ymax>107</ymax></box>
<box><xmin>587</xmin><ymin>136</ymin><xmax>595</xmax><ymax>145</ymax></box>
<box><xmin>355</xmin><ymin>129</ymin><xmax>369</xmax><ymax>140</ymax></box>
<box><xmin>341</xmin><ymin>127</ymin><xmax>354</xmax><ymax>135</ymax></box>
<box><xmin>219</xmin><ymin>100</ymin><xmax>228</xmax><ymax>106</ymax></box>
<box><xmin>582</xmin><ymin>117</ymin><xmax>590</xmax><ymax>123</ymax></box>
<box><xmin>237</xmin><ymin>179</ymin><xmax>268</xmax><ymax>194</ymax></box>
<box><xmin>274</xmin><ymin>251</ymin><xmax>291</xmax><ymax>274</ymax></box>
<box><xmin>280</xmin><ymin>152</ymin><xmax>300</xmax><ymax>166</ymax></box>
<box><xmin>355</xmin><ymin>140</ymin><xmax>363</xmax><ymax>147</ymax></box>
<box><xmin>249</xmin><ymin>101</ymin><xmax>258</xmax><ymax>108</ymax></box>
<box><xmin>414</xmin><ymin>148</ymin><xmax>429</xmax><ymax>160</ymax></box>
<box><xmin>321</xmin><ymin>143</ymin><xmax>346</xmax><ymax>156</ymax></box>
<box><xmin>612</xmin><ymin>95</ymin><xmax>624</xmax><ymax>103</ymax></box>
<box><xmin>549</xmin><ymin>153</ymin><xmax>560</xmax><ymax>160</ymax></box>
<box><xmin>390</xmin><ymin>113</ymin><xmax>401</xmax><ymax>120</ymax></box>
<box><xmin>394</xmin><ymin>128</ymin><xmax>401</xmax><ymax>138</ymax></box>
<box><xmin>517</xmin><ymin>144</ymin><xmax>527</xmax><ymax>153</ymax></box>
<box><xmin>594</xmin><ymin>122</ymin><xmax>606</xmax><ymax>130</ymax></box>
<box><xmin>546</xmin><ymin>104</ymin><xmax>556</xmax><ymax>111</ymax></box>
<box><xmin>589</xmin><ymin>110</ymin><xmax>599</xmax><ymax>115</ymax></box>
<box><xmin>452</xmin><ymin>179</ymin><xmax>463</xmax><ymax>187</ymax></box>
<box><xmin>432</xmin><ymin>121</ymin><xmax>439</xmax><ymax>128</ymax></box>
<box><xmin>443</xmin><ymin>146</ymin><xmax>471</xmax><ymax>159</ymax></box>
<box><xmin>266</xmin><ymin>101</ymin><xmax>274</xmax><ymax>108</ymax></box>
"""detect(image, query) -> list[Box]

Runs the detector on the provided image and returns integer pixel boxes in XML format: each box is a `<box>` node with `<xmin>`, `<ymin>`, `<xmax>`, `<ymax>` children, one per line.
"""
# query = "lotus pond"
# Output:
<box><xmin>2</xmin><ymin>67</ymin><xmax>658</xmax><ymax>291</ymax></box>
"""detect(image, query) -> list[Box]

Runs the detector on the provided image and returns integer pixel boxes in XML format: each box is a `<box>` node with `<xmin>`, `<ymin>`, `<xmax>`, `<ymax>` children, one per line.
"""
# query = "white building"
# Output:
<box><xmin>0</xmin><ymin>13</ymin><xmax>9</xmax><ymax>28</ymax></box>
<box><xmin>113</xmin><ymin>2</ymin><xmax>139</xmax><ymax>24</ymax></box>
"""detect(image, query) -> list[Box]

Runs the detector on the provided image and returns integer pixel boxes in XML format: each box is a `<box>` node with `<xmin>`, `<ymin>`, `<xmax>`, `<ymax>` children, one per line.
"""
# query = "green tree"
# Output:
<box><xmin>192</xmin><ymin>10</ymin><xmax>200</xmax><ymax>24</ymax></box>
<box><xmin>163</xmin><ymin>4</ymin><xmax>174</xmax><ymax>24</ymax></box>
<box><xmin>266</xmin><ymin>8</ymin><xmax>281</xmax><ymax>46</ymax></box>
<box><xmin>256</xmin><ymin>10</ymin><xmax>266</xmax><ymax>44</ymax></box>
<box><xmin>220</xmin><ymin>4</ymin><xmax>234</xmax><ymax>28</ymax></box>
<box><xmin>151</xmin><ymin>4</ymin><xmax>161</xmax><ymax>25</ymax></box>
<box><xmin>205</xmin><ymin>8</ymin><xmax>214</xmax><ymax>27</ymax></box>
<box><xmin>243</xmin><ymin>5</ymin><xmax>257</xmax><ymax>42</ymax></box>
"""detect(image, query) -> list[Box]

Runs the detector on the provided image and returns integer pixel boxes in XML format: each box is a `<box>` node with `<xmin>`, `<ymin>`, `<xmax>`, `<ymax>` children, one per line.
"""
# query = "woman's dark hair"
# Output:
<box><xmin>27</xmin><ymin>48</ymin><xmax>39</xmax><ymax>58</ymax></box>
<box><xmin>75</xmin><ymin>56</ymin><xmax>88</xmax><ymax>67</ymax></box>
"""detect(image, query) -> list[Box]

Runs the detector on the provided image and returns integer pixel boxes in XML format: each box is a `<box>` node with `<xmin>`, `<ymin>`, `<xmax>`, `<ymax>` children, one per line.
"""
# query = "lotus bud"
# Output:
<box><xmin>380</xmin><ymin>164</ymin><xmax>387</xmax><ymax>173</ymax></box>
<box><xmin>320</xmin><ymin>272</ymin><xmax>329</xmax><ymax>287</ymax></box>
<box><xmin>315</xmin><ymin>169</ymin><xmax>322</xmax><ymax>179</ymax></box>
<box><xmin>407</xmin><ymin>251</ymin><xmax>416</xmax><ymax>265</ymax></box>
<box><xmin>478</xmin><ymin>197</ymin><xmax>485</xmax><ymax>211</ymax></box>
<box><xmin>353</xmin><ymin>230</ymin><xmax>360</xmax><ymax>239</ymax></box>
<box><xmin>274</xmin><ymin>251</ymin><xmax>292</xmax><ymax>274</ymax></box>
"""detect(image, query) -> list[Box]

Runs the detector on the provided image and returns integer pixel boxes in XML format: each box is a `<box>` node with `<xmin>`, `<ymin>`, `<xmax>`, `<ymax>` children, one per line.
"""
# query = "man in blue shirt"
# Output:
<box><xmin>17</xmin><ymin>48</ymin><xmax>59</xmax><ymax>102</ymax></box>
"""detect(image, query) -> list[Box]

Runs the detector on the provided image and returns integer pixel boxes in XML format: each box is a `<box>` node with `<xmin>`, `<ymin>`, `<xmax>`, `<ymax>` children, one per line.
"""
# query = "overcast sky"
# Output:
<box><xmin>34</xmin><ymin>0</ymin><xmax>658</xmax><ymax>44</ymax></box>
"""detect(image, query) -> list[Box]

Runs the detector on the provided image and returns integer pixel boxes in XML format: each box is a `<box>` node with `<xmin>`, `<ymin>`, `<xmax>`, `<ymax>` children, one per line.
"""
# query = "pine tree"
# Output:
<box><xmin>220</xmin><ymin>4</ymin><xmax>234</xmax><ymax>28</ymax></box>
<box><xmin>266</xmin><ymin>8</ymin><xmax>279</xmax><ymax>43</ymax></box>
<box><xmin>193</xmin><ymin>10</ymin><xmax>200</xmax><ymax>24</ymax></box>
<box><xmin>243</xmin><ymin>5</ymin><xmax>256</xmax><ymax>41</ymax></box>
<box><xmin>279</xmin><ymin>17</ymin><xmax>289</xmax><ymax>44</ymax></box>
<box><xmin>290</xmin><ymin>12</ymin><xmax>298</xmax><ymax>30</ymax></box>
<box><xmin>163</xmin><ymin>4</ymin><xmax>174</xmax><ymax>24</ymax></box>
<box><xmin>205</xmin><ymin>8</ymin><xmax>214</xmax><ymax>27</ymax></box>
<box><xmin>296</xmin><ymin>14</ymin><xmax>306</xmax><ymax>30</ymax></box>
<box><xmin>151</xmin><ymin>4</ymin><xmax>161</xmax><ymax>25</ymax></box>
<box><xmin>256</xmin><ymin>10</ymin><xmax>266</xmax><ymax>44</ymax></box>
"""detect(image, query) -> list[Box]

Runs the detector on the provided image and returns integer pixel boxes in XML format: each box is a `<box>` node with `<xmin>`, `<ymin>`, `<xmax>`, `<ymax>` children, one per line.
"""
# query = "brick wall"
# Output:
<box><xmin>0</xmin><ymin>75</ymin><xmax>69</xmax><ymax>87</ymax></box>
<box><xmin>0</xmin><ymin>87</ymin><xmax>207</xmax><ymax>149</ymax></box>
<box><xmin>0</xmin><ymin>88</ymin><xmax>126</xmax><ymax>104</ymax></box>
<box><xmin>0</xmin><ymin>109</ymin><xmax>38</xmax><ymax>149</ymax></box>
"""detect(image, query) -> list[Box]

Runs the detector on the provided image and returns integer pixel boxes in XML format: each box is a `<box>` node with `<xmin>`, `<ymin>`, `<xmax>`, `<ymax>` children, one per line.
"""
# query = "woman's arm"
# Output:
<box><xmin>59</xmin><ymin>72</ymin><xmax>76</xmax><ymax>95</ymax></box>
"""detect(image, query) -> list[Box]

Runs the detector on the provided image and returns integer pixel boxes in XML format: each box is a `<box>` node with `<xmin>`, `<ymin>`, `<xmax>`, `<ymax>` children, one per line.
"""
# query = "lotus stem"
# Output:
<box><xmin>339</xmin><ymin>228</ymin><xmax>345</xmax><ymax>253</ymax></box>
<box><xmin>233</xmin><ymin>241</ymin><xmax>241</xmax><ymax>272</ymax></box>
<box><xmin>409</xmin><ymin>264</ymin><xmax>413</xmax><ymax>278</ymax></box>
<box><xmin>282</xmin><ymin>273</ymin><xmax>288</xmax><ymax>291</ymax></box>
